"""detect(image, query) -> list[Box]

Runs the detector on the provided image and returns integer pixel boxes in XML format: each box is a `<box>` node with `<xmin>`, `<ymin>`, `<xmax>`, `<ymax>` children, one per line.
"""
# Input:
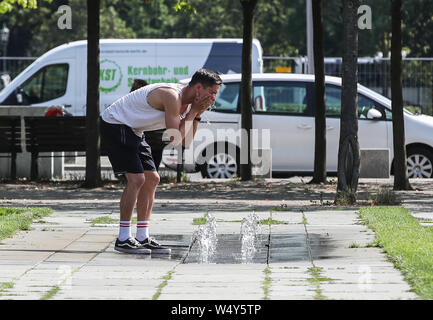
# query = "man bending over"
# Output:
<box><xmin>100</xmin><ymin>69</ymin><xmax>222</xmax><ymax>254</ymax></box>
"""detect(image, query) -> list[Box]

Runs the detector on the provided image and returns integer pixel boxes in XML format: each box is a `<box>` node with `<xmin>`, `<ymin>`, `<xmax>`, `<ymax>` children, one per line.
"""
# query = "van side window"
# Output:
<box><xmin>21</xmin><ymin>64</ymin><xmax>69</xmax><ymax>104</ymax></box>
<box><xmin>212</xmin><ymin>83</ymin><xmax>239</xmax><ymax>112</ymax></box>
<box><xmin>253</xmin><ymin>82</ymin><xmax>308</xmax><ymax>115</ymax></box>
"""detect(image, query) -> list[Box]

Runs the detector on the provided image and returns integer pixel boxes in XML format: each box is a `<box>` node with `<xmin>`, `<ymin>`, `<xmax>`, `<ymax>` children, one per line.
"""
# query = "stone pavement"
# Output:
<box><xmin>0</xmin><ymin>177</ymin><xmax>429</xmax><ymax>300</ymax></box>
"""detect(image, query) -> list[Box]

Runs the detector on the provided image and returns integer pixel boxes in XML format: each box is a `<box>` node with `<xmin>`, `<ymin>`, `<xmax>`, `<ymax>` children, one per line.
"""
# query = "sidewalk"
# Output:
<box><xmin>0</xmin><ymin>177</ymin><xmax>429</xmax><ymax>300</ymax></box>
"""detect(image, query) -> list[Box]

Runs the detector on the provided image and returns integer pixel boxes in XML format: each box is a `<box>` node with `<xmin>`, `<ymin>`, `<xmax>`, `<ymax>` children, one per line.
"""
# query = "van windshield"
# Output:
<box><xmin>20</xmin><ymin>64</ymin><xmax>69</xmax><ymax>104</ymax></box>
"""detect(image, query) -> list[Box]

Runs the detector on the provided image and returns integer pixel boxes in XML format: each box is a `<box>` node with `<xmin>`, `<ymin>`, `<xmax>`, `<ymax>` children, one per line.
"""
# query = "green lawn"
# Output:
<box><xmin>0</xmin><ymin>207</ymin><xmax>52</xmax><ymax>241</ymax></box>
<box><xmin>359</xmin><ymin>206</ymin><xmax>433</xmax><ymax>299</ymax></box>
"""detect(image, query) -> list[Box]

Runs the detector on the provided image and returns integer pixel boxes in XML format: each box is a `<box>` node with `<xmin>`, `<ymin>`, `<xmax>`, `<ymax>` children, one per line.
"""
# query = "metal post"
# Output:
<box><xmin>2</xmin><ymin>44</ymin><xmax>6</xmax><ymax>72</ymax></box>
<box><xmin>0</xmin><ymin>24</ymin><xmax>9</xmax><ymax>73</ymax></box>
<box><xmin>306</xmin><ymin>0</ymin><xmax>314</xmax><ymax>74</ymax></box>
<box><xmin>176</xmin><ymin>146</ymin><xmax>185</xmax><ymax>183</ymax></box>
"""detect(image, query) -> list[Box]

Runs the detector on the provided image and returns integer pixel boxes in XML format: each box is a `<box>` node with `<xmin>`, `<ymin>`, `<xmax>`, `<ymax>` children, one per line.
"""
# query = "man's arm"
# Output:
<box><xmin>179</xmin><ymin>115</ymin><xmax>200</xmax><ymax>147</ymax></box>
<box><xmin>179</xmin><ymin>95</ymin><xmax>213</xmax><ymax>147</ymax></box>
<box><xmin>163</xmin><ymin>93</ymin><xmax>203</xmax><ymax>146</ymax></box>
<box><xmin>165</xmin><ymin>93</ymin><xmax>212</xmax><ymax>147</ymax></box>
<box><xmin>163</xmin><ymin>92</ymin><xmax>184</xmax><ymax>146</ymax></box>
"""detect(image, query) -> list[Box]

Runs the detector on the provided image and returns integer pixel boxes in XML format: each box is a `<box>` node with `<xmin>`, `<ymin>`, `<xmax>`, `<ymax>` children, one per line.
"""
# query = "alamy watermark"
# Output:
<box><xmin>56</xmin><ymin>265</ymin><xmax>73</xmax><ymax>290</ymax></box>
<box><xmin>358</xmin><ymin>5</ymin><xmax>372</xmax><ymax>30</ymax></box>
<box><xmin>57</xmin><ymin>5</ymin><xmax>72</xmax><ymax>30</ymax></box>
<box><xmin>55</xmin><ymin>4</ymin><xmax>370</xmax><ymax>31</ymax></box>
<box><xmin>357</xmin><ymin>265</ymin><xmax>373</xmax><ymax>291</ymax></box>
<box><xmin>164</xmin><ymin>126</ymin><xmax>272</xmax><ymax>174</ymax></box>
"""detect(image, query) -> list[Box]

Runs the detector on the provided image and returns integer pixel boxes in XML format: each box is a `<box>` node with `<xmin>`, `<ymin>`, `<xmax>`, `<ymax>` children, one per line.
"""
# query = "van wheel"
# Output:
<box><xmin>407</xmin><ymin>147</ymin><xmax>433</xmax><ymax>178</ymax></box>
<box><xmin>200</xmin><ymin>145</ymin><xmax>239</xmax><ymax>179</ymax></box>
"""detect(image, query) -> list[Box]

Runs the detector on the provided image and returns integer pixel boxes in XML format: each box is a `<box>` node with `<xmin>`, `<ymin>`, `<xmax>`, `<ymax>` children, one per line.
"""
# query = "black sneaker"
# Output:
<box><xmin>136</xmin><ymin>237</ymin><xmax>171</xmax><ymax>254</ymax></box>
<box><xmin>114</xmin><ymin>237</ymin><xmax>151</xmax><ymax>254</ymax></box>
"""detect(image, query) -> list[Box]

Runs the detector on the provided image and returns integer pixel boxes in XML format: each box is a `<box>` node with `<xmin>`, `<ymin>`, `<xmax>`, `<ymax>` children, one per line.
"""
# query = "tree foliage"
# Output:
<box><xmin>5</xmin><ymin>0</ymin><xmax>135</xmax><ymax>56</ymax></box>
<box><xmin>0</xmin><ymin>0</ymin><xmax>52</xmax><ymax>14</ymax></box>
<box><xmin>2</xmin><ymin>0</ymin><xmax>433</xmax><ymax>59</ymax></box>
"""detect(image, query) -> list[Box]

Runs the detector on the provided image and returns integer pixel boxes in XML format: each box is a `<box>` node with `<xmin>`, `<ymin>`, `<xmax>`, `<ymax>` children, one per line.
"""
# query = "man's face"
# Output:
<box><xmin>196</xmin><ymin>84</ymin><xmax>221</xmax><ymax>103</ymax></box>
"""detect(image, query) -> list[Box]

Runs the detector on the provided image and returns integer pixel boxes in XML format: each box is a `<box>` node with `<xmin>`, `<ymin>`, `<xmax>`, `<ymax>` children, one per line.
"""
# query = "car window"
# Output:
<box><xmin>384</xmin><ymin>108</ymin><xmax>392</xmax><ymax>120</ymax></box>
<box><xmin>212</xmin><ymin>82</ymin><xmax>239</xmax><ymax>112</ymax></box>
<box><xmin>325</xmin><ymin>85</ymin><xmax>342</xmax><ymax>117</ymax></box>
<box><xmin>325</xmin><ymin>85</ymin><xmax>388</xmax><ymax>120</ymax></box>
<box><xmin>253</xmin><ymin>82</ymin><xmax>308</xmax><ymax>115</ymax></box>
<box><xmin>21</xmin><ymin>64</ymin><xmax>68</xmax><ymax>104</ymax></box>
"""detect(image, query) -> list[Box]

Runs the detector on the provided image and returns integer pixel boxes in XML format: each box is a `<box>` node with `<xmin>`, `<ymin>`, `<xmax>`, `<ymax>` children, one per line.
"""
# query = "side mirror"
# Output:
<box><xmin>366</xmin><ymin>108</ymin><xmax>382</xmax><ymax>120</ymax></box>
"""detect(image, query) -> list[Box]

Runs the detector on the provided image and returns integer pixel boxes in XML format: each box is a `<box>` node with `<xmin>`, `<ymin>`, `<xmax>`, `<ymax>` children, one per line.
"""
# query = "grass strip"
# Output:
<box><xmin>89</xmin><ymin>215</ymin><xmax>119</xmax><ymax>226</ymax></box>
<box><xmin>270</xmin><ymin>204</ymin><xmax>289</xmax><ymax>212</ymax></box>
<box><xmin>359</xmin><ymin>206</ymin><xmax>433</xmax><ymax>299</ymax></box>
<box><xmin>259</xmin><ymin>217</ymin><xmax>288</xmax><ymax>225</ymax></box>
<box><xmin>193</xmin><ymin>213</ymin><xmax>209</xmax><ymax>225</ymax></box>
<box><xmin>88</xmin><ymin>216</ymin><xmax>147</xmax><ymax>226</ymax></box>
<box><xmin>0</xmin><ymin>281</ymin><xmax>14</xmax><ymax>296</ymax></box>
<box><xmin>307</xmin><ymin>267</ymin><xmax>331</xmax><ymax>300</ymax></box>
<box><xmin>41</xmin><ymin>285</ymin><xmax>61</xmax><ymax>300</ymax></box>
<box><xmin>193</xmin><ymin>214</ymin><xmax>287</xmax><ymax>226</ymax></box>
<box><xmin>262</xmin><ymin>266</ymin><xmax>271</xmax><ymax>300</ymax></box>
<box><xmin>152</xmin><ymin>269</ymin><xmax>175</xmax><ymax>300</ymax></box>
<box><xmin>0</xmin><ymin>207</ymin><xmax>52</xmax><ymax>297</ymax></box>
<box><xmin>0</xmin><ymin>207</ymin><xmax>52</xmax><ymax>241</ymax></box>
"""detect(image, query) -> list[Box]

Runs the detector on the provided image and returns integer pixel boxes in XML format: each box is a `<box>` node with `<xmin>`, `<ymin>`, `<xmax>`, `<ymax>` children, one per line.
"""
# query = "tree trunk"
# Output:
<box><xmin>309</xmin><ymin>0</ymin><xmax>327</xmax><ymax>184</ymax></box>
<box><xmin>381</xmin><ymin>34</ymin><xmax>390</xmax><ymax>97</ymax></box>
<box><xmin>336</xmin><ymin>0</ymin><xmax>360</xmax><ymax>204</ymax></box>
<box><xmin>84</xmin><ymin>0</ymin><xmax>102</xmax><ymax>188</ymax></box>
<box><xmin>239</xmin><ymin>0</ymin><xmax>258</xmax><ymax>181</ymax></box>
<box><xmin>391</xmin><ymin>0</ymin><xmax>412</xmax><ymax>190</ymax></box>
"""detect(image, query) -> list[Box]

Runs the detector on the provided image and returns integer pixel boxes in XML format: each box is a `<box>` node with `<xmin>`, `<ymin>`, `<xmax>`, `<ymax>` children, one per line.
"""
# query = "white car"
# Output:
<box><xmin>162</xmin><ymin>73</ymin><xmax>433</xmax><ymax>179</ymax></box>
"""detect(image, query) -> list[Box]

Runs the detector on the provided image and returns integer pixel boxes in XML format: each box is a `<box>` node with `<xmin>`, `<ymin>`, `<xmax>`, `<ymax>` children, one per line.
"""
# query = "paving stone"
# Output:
<box><xmin>1</xmin><ymin>179</ymin><xmax>428</xmax><ymax>301</ymax></box>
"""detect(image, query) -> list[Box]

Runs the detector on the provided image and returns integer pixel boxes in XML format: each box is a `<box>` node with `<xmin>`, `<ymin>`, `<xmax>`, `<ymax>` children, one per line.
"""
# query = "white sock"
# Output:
<box><xmin>118</xmin><ymin>221</ymin><xmax>132</xmax><ymax>241</ymax></box>
<box><xmin>136</xmin><ymin>221</ymin><xmax>150</xmax><ymax>241</ymax></box>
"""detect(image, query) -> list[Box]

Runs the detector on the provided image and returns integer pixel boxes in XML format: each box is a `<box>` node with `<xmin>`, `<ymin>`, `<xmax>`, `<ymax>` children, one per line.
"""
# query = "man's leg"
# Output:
<box><xmin>134</xmin><ymin>138</ymin><xmax>170</xmax><ymax>253</ymax></box>
<box><xmin>117</xmin><ymin>173</ymin><xmax>145</xmax><ymax>241</ymax></box>
<box><xmin>136</xmin><ymin>171</ymin><xmax>160</xmax><ymax>240</ymax></box>
<box><xmin>121</xmin><ymin>173</ymin><xmax>146</xmax><ymax>220</ymax></box>
<box><xmin>135</xmin><ymin>170</ymin><xmax>170</xmax><ymax>254</ymax></box>
<box><xmin>100</xmin><ymin>119</ymin><xmax>151</xmax><ymax>253</ymax></box>
<box><xmin>114</xmin><ymin>172</ymin><xmax>150</xmax><ymax>253</ymax></box>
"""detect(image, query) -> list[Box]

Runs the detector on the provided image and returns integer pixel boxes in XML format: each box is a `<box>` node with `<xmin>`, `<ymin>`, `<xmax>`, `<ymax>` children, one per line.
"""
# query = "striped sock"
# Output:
<box><xmin>118</xmin><ymin>220</ymin><xmax>132</xmax><ymax>241</ymax></box>
<box><xmin>136</xmin><ymin>221</ymin><xmax>150</xmax><ymax>242</ymax></box>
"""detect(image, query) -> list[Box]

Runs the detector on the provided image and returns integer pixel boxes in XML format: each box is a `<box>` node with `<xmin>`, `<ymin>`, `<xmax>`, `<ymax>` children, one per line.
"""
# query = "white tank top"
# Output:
<box><xmin>101</xmin><ymin>83</ymin><xmax>188</xmax><ymax>136</ymax></box>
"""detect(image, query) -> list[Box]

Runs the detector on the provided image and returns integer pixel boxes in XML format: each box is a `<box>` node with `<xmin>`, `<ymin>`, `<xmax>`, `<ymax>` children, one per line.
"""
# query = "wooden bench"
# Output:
<box><xmin>0</xmin><ymin>116</ymin><xmax>22</xmax><ymax>180</ymax></box>
<box><xmin>24</xmin><ymin>116</ymin><xmax>107</xmax><ymax>180</ymax></box>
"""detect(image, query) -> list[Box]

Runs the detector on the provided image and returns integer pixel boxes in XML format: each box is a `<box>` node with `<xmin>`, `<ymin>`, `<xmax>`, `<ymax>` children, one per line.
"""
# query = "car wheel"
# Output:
<box><xmin>200</xmin><ymin>145</ymin><xmax>239</xmax><ymax>179</ymax></box>
<box><xmin>406</xmin><ymin>147</ymin><xmax>433</xmax><ymax>178</ymax></box>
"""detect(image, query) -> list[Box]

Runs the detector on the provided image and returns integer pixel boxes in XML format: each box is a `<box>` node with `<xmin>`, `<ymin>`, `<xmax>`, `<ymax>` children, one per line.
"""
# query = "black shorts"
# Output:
<box><xmin>143</xmin><ymin>129</ymin><xmax>170</xmax><ymax>170</ymax></box>
<box><xmin>100</xmin><ymin>118</ymin><xmax>157</xmax><ymax>174</ymax></box>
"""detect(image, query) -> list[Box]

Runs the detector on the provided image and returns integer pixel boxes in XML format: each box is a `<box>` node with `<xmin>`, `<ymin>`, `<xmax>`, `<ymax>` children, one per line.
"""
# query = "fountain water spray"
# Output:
<box><xmin>240</xmin><ymin>212</ymin><xmax>262</xmax><ymax>264</ymax></box>
<box><xmin>193</xmin><ymin>213</ymin><xmax>218</xmax><ymax>263</ymax></box>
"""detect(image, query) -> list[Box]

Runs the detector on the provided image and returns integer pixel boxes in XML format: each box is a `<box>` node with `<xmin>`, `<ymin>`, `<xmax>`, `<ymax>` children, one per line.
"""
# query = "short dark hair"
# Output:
<box><xmin>130</xmin><ymin>79</ymin><xmax>148</xmax><ymax>92</ymax></box>
<box><xmin>188</xmin><ymin>69</ymin><xmax>222</xmax><ymax>88</ymax></box>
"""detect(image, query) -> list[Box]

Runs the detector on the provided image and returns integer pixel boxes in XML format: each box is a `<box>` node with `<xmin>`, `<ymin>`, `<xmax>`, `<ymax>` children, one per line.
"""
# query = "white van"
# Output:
<box><xmin>0</xmin><ymin>38</ymin><xmax>263</xmax><ymax>116</ymax></box>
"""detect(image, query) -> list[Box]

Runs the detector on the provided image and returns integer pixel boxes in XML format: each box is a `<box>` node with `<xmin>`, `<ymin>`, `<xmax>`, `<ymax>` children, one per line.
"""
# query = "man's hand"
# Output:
<box><xmin>190</xmin><ymin>94</ymin><xmax>213</xmax><ymax>115</ymax></box>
